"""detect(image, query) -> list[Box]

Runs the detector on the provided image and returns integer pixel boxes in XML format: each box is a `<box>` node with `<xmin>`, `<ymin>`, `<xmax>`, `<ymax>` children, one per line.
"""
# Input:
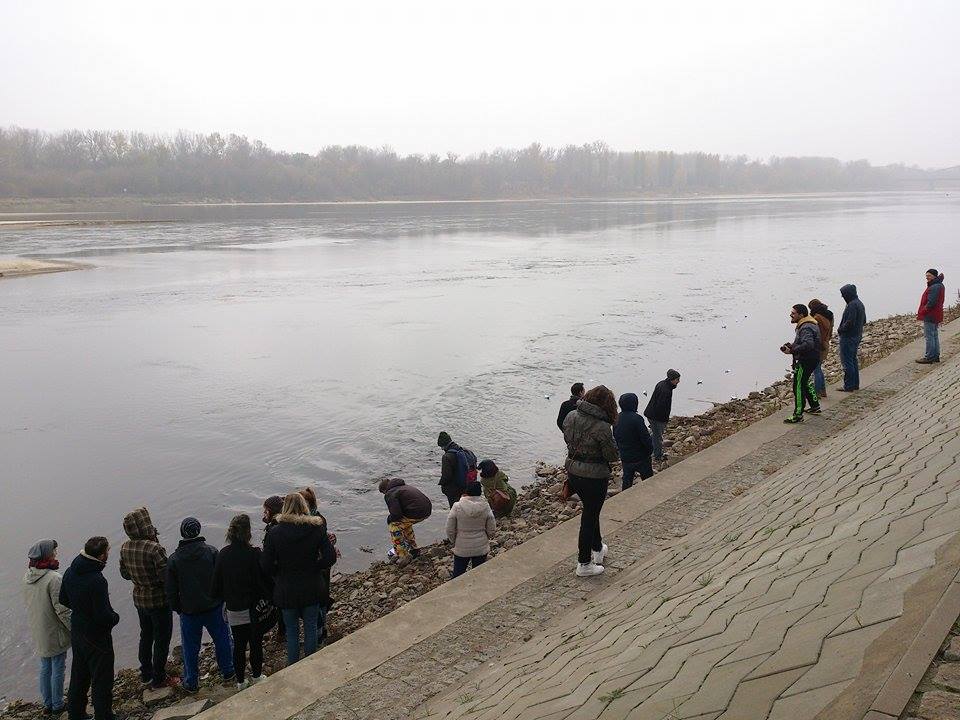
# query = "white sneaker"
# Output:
<box><xmin>576</xmin><ymin>562</ymin><xmax>605</xmax><ymax>577</ymax></box>
<box><xmin>236</xmin><ymin>679</ymin><xmax>249</xmax><ymax>690</ymax></box>
<box><xmin>591</xmin><ymin>543</ymin><xmax>608</xmax><ymax>565</ymax></box>
<box><xmin>250</xmin><ymin>674</ymin><xmax>267</xmax><ymax>684</ymax></box>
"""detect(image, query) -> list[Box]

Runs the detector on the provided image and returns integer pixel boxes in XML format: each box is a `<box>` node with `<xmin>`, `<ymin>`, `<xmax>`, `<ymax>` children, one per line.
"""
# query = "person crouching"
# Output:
<box><xmin>378</xmin><ymin>478</ymin><xmax>432</xmax><ymax>567</ymax></box>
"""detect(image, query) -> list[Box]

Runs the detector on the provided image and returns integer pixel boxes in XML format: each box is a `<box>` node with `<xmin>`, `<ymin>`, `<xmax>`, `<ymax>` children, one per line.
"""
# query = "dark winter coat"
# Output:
<box><xmin>838</xmin><ymin>285</ymin><xmax>867</xmax><ymax>337</ymax></box>
<box><xmin>562</xmin><ymin>400</ymin><xmax>619</xmax><ymax>479</ymax></box>
<box><xmin>439</xmin><ymin>442</ymin><xmax>477</xmax><ymax>490</ymax></box>
<box><xmin>382</xmin><ymin>478</ymin><xmax>433</xmax><ymax>523</ymax></box>
<box><xmin>166</xmin><ymin>537</ymin><xmax>219</xmax><ymax>615</ymax></box>
<box><xmin>614</xmin><ymin>394</ymin><xmax>654</xmax><ymax>464</ymax></box>
<box><xmin>210</xmin><ymin>543</ymin><xmax>269</xmax><ymax>613</ymax></box>
<box><xmin>119</xmin><ymin>507</ymin><xmax>168</xmax><ymax>610</ymax></box>
<box><xmin>812</xmin><ymin>311</ymin><xmax>834</xmax><ymax>355</ymax></box>
<box><xmin>790</xmin><ymin>317</ymin><xmax>822</xmax><ymax>363</ymax></box>
<box><xmin>918</xmin><ymin>274</ymin><xmax>946</xmax><ymax>324</ymax></box>
<box><xmin>556</xmin><ymin>396</ymin><xmax>579</xmax><ymax>430</ymax></box>
<box><xmin>644</xmin><ymin>380</ymin><xmax>675</xmax><ymax>423</ymax></box>
<box><xmin>59</xmin><ymin>553</ymin><xmax>120</xmax><ymax>641</ymax></box>
<box><xmin>261</xmin><ymin>514</ymin><xmax>337</xmax><ymax>610</ymax></box>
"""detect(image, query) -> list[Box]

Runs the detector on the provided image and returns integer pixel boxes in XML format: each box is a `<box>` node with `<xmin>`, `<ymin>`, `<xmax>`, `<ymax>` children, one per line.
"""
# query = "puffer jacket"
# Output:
<box><xmin>120</xmin><ymin>507</ymin><xmax>168</xmax><ymax>609</ymax></box>
<box><xmin>790</xmin><ymin>317</ymin><xmax>821</xmax><ymax>363</ymax></box>
<box><xmin>382</xmin><ymin>478</ymin><xmax>433</xmax><ymax>523</ymax></box>
<box><xmin>445</xmin><ymin>495</ymin><xmax>496</xmax><ymax>558</ymax></box>
<box><xmin>23</xmin><ymin>567</ymin><xmax>71</xmax><ymax>657</ymax></box>
<box><xmin>562</xmin><ymin>400</ymin><xmax>619</xmax><ymax>479</ymax></box>
<box><xmin>918</xmin><ymin>273</ymin><xmax>946</xmax><ymax>324</ymax></box>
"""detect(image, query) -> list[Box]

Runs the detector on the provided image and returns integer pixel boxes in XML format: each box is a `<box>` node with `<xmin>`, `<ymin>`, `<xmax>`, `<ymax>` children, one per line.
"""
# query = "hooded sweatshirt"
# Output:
<box><xmin>614</xmin><ymin>393</ymin><xmax>654</xmax><ymax>464</ymax></box>
<box><xmin>790</xmin><ymin>317</ymin><xmax>822</xmax><ymax>363</ymax></box>
<box><xmin>445</xmin><ymin>495</ymin><xmax>496</xmax><ymax>558</ymax></box>
<box><xmin>838</xmin><ymin>284</ymin><xmax>867</xmax><ymax>337</ymax></box>
<box><xmin>59</xmin><ymin>553</ymin><xmax>120</xmax><ymax>641</ymax></box>
<box><xmin>382</xmin><ymin>478</ymin><xmax>433</xmax><ymax>523</ymax></box>
<box><xmin>23</xmin><ymin>566</ymin><xmax>71</xmax><ymax>657</ymax></box>
<box><xmin>261</xmin><ymin>513</ymin><xmax>337</xmax><ymax>609</ymax></box>
<box><xmin>120</xmin><ymin>507</ymin><xmax>169</xmax><ymax>609</ymax></box>
<box><xmin>166</xmin><ymin>536</ymin><xmax>219</xmax><ymax>615</ymax></box>
<box><xmin>918</xmin><ymin>273</ymin><xmax>946</xmax><ymax>324</ymax></box>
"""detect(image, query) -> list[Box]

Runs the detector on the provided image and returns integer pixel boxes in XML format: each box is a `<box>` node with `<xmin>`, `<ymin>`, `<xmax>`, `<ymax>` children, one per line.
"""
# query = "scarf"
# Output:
<box><xmin>29</xmin><ymin>558</ymin><xmax>60</xmax><ymax>570</ymax></box>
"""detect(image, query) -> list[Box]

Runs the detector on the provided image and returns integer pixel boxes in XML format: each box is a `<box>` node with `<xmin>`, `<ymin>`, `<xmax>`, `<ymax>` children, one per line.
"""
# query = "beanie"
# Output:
<box><xmin>180</xmin><ymin>517</ymin><xmax>201</xmax><ymax>539</ymax></box>
<box><xmin>928</xmin><ymin>268</ymin><xmax>939</xmax><ymax>277</ymax></box>
<box><xmin>27</xmin><ymin>539</ymin><xmax>58</xmax><ymax>561</ymax></box>
<box><xmin>437</xmin><ymin>431</ymin><xmax>452</xmax><ymax>448</ymax></box>
<box><xmin>464</xmin><ymin>481</ymin><xmax>483</xmax><ymax>497</ymax></box>
<box><xmin>263</xmin><ymin>495</ymin><xmax>283</xmax><ymax>515</ymax></box>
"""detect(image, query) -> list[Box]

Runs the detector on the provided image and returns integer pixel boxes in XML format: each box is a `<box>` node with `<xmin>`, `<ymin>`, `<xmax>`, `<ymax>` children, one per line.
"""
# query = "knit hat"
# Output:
<box><xmin>180</xmin><ymin>517</ymin><xmax>201</xmax><ymax>539</ymax></box>
<box><xmin>27</xmin><ymin>539</ymin><xmax>57</xmax><ymax>561</ymax></box>
<box><xmin>478</xmin><ymin>459</ymin><xmax>499</xmax><ymax>478</ymax></box>
<box><xmin>927</xmin><ymin>268</ymin><xmax>939</xmax><ymax>277</ymax></box>
<box><xmin>666</xmin><ymin>369</ymin><xmax>681</xmax><ymax>381</ymax></box>
<box><xmin>437</xmin><ymin>431</ymin><xmax>452</xmax><ymax>448</ymax></box>
<box><xmin>464</xmin><ymin>481</ymin><xmax>483</xmax><ymax>497</ymax></box>
<box><xmin>263</xmin><ymin>495</ymin><xmax>283</xmax><ymax>515</ymax></box>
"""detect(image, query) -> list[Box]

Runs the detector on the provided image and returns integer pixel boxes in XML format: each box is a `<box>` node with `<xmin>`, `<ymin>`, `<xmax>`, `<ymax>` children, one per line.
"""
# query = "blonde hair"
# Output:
<box><xmin>281</xmin><ymin>492</ymin><xmax>309</xmax><ymax>516</ymax></box>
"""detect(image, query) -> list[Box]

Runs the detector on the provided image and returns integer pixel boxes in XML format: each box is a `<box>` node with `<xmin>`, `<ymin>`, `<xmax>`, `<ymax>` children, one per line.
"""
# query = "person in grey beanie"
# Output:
<box><xmin>23</xmin><ymin>539</ymin><xmax>71</xmax><ymax>715</ymax></box>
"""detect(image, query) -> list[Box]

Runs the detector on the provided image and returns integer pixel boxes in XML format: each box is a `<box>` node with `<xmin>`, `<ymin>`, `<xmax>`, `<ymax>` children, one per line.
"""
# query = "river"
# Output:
<box><xmin>1</xmin><ymin>193</ymin><xmax>957</xmax><ymax>699</ymax></box>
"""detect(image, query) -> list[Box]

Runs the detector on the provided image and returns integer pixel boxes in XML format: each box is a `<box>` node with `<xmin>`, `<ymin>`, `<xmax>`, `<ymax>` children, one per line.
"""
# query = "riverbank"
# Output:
<box><xmin>2</xmin><ymin>303</ymin><xmax>957</xmax><ymax>720</ymax></box>
<box><xmin>0</xmin><ymin>258</ymin><xmax>87</xmax><ymax>279</ymax></box>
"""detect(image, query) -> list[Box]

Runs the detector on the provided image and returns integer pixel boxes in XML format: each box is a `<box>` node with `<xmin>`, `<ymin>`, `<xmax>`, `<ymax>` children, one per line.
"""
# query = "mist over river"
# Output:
<box><xmin>1</xmin><ymin>193</ymin><xmax>958</xmax><ymax>699</ymax></box>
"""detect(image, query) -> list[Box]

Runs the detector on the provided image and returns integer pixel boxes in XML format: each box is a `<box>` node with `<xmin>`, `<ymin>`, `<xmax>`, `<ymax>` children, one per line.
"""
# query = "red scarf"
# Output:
<box><xmin>29</xmin><ymin>558</ymin><xmax>60</xmax><ymax>570</ymax></box>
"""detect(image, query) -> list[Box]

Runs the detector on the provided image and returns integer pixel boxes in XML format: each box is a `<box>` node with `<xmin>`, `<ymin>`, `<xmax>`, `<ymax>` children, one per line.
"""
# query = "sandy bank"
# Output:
<box><xmin>0</xmin><ymin>258</ymin><xmax>89</xmax><ymax>279</ymax></box>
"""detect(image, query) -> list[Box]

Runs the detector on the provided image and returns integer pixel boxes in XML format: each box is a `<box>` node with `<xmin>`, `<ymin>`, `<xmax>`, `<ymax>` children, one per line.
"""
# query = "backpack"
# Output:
<box><xmin>449</xmin><ymin>446</ymin><xmax>478</xmax><ymax>489</ymax></box>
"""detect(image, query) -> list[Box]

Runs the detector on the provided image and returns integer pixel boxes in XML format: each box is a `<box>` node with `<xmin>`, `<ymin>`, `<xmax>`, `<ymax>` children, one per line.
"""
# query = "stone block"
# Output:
<box><xmin>143</xmin><ymin>685</ymin><xmax>176</xmax><ymax>705</ymax></box>
<box><xmin>932</xmin><ymin>662</ymin><xmax>960</xmax><ymax>692</ymax></box>
<box><xmin>944</xmin><ymin>636</ymin><xmax>960</xmax><ymax>662</ymax></box>
<box><xmin>152</xmin><ymin>699</ymin><xmax>213</xmax><ymax>720</ymax></box>
<box><xmin>916</xmin><ymin>690</ymin><xmax>960</xmax><ymax>719</ymax></box>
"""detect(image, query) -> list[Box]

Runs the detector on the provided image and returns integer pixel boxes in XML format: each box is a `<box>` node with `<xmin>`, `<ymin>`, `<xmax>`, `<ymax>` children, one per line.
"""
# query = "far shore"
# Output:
<box><xmin>0</xmin><ymin>258</ymin><xmax>89</xmax><ymax>279</ymax></box>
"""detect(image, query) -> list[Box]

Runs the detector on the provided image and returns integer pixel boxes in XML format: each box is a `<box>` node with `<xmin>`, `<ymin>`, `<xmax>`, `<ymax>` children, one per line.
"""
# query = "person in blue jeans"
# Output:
<box><xmin>261</xmin><ymin>493</ymin><xmax>337</xmax><ymax>665</ymax></box>
<box><xmin>165</xmin><ymin>518</ymin><xmax>234</xmax><ymax>691</ymax></box>
<box><xmin>22</xmin><ymin>539</ymin><xmax>72</xmax><ymax>715</ymax></box>
<box><xmin>837</xmin><ymin>284</ymin><xmax>866</xmax><ymax>391</ymax></box>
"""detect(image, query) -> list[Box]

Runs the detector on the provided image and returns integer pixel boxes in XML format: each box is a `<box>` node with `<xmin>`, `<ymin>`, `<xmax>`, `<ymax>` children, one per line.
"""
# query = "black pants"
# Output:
<box><xmin>136</xmin><ymin>606</ymin><xmax>172</xmax><ymax>686</ymax></box>
<box><xmin>440</xmin><ymin>484</ymin><xmax>462</xmax><ymax>508</ymax></box>
<box><xmin>451</xmin><ymin>554</ymin><xmax>487</xmax><ymax>578</ymax></box>
<box><xmin>621</xmin><ymin>459</ymin><xmax>653</xmax><ymax>490</ymax></box>
<box><xmin>792</xmin><ymin>358</ymin><xmax>820</xmax><ymax>418</ymax></box>
<box><xmin>68</xmin><ymin>633</ymin><xmax>114</xmax><ymax>720</ymax></box>
<box><xmin>230</xmin><ymin>620</ymin><xmax>264</xmax><ymax>683</ymax></box>
<box><xmin>567</xmin><ymin>474</ymin><xmax>608</xmax><ymax>564</ymax></box>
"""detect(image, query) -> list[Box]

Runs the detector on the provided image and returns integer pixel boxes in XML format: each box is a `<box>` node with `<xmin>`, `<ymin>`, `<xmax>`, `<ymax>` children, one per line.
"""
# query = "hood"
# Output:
<box><xmin>456</xmin><ymin>495</ymin><xmax>491</xmax><ymax>518</ymax></box>
<box><xmin>815</xmin><ymin>307</ymin><xmax>834</xmax><ymax>322</ymax></box>
<box><xmin>123</xmin><ymin>507</ymin><xmax>157</xmax><ymax>541</ymax></box>
<box><xmin>276</xmin><ymin>514</ymin><xmax>326</xmax><ymax>527</ymax></box>
<box><xmin>23</xmin><ymin>567</ymin><xmax>52</xmax><ymax>584</ymax></box>
<box><xmin>384</xmin><ymin>478</ymin><xmax>405</xmax><ymax>492</ymax></box>
<box><xmin>69</xmin><ymin>553</ymin><xmax>105</xmax><ymax>576</ymax></box>
<box><xmin>929</xmin><ymin>273</ymin><xmax>945</xmax><ymax>286</ymax></box>
<box><xmin>578</xmin><ymin>400</ymin><xmax>612</xmax><ymax>423</ymax></box>
<box><xmin>797</xmin><ymin>316</ymin><xmax>819</xmax><ymax>328</ymax></box>
<box><xmin>840</xmin><ymin>284</ymin><xmax>858</xmax><ymax>302</ymax></box>
<box><xmin>175</xmin><ymin>536</ymin><xmax>209</xmax><ymax>558</ymax></box>
<box><xmin>618</xmin><ymin>393</ymin><xmax>639</xmax><ymax>413</ymax></box>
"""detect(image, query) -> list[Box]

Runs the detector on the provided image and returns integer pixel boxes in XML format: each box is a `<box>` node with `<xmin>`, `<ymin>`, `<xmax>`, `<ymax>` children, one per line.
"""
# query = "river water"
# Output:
<box><xmin>1</xmin><ymin>193</ymin><xmax>957</xmax><ymax>699</ymax></box>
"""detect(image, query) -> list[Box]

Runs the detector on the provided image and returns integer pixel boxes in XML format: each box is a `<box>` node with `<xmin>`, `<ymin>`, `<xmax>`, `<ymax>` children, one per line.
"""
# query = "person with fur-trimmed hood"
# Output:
<box><xmin>780</xmin><ymin>304</ymin><xmax>822</xmax><ymax>424</ymax></box>
<box><xmin>261</xmin><ymin>493</ymin><xmax>337</xmax><ymax>665</ymax></box>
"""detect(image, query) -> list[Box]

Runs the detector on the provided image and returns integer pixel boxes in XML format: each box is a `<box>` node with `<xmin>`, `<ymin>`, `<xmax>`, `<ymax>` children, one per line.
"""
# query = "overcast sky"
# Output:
<box><xmin>1</xmin><ymin>0</ymin><xmax>957</xmax><ymax>168</ymax></box>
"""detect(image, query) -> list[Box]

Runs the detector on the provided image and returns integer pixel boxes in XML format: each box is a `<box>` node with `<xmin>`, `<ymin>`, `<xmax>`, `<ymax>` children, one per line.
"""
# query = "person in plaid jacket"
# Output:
<box><xmin>119</xmin><ymin>507</ymin><xmax>178</xmax><ymax>689</ymax></box>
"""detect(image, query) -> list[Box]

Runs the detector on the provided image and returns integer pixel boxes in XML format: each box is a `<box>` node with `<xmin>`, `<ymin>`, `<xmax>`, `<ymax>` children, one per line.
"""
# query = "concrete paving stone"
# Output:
<box><xmin>717</xmin><ymin>605</ymin><xmax>816</xmax><ymax>667</ymax></box>
<box><xmin>879</xmin><ymin>533</ymin><xmax>955</xmax><ymax>582</ymax></box>
<box><xmin>668</xmin><ymin>654</ymin><xmax>772</xmax><ymax>718</ymax></box>
<box><xmin>716</xmin><ymin>667</ymin><xmax>809</xmax><ymax>720</ymax></box>
<box><xmin>765</xmin><ymin>679</ymin><xmax>852</xmax><ymax>720</ymax></box>
<box><xmin>830</xmin><ymin>569</ymin><xmax>928</xmax><ymax>634</ymax></box>
<box><xmin>745</xmin><ymin>610</ymin><xmax>852</xmax><ymax>680</ymax></box>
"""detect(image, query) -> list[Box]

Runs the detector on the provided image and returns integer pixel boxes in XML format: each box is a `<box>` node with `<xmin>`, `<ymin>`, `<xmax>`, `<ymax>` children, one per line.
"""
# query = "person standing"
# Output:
<box><xmin>837</xmin><ymin>284</ymin><xmax>866</xmax><ymax>391</ymax></box>
<box><xmin>562</xmin><ymin>385</ymin><xmax>620</xmax><ymax>577</ymax></box>
<box><xmin>165</xmin><ymin>518</ymin><xmax>234</xmax><ymax>692</ymax></box>
<box><xmin>299</xmin><ymin>487</ymin><xmax>338</xmax><ymax>643</ymax></box>
<box><xmin>781</xmin><ymin>304</ymin><xmax>822</xmax><ymax>423</ymax></box>
<box><xmin>22</xmin><ymin>539</ymin><xmax>71</xmax><ymax>716</ymax></box>
<box><xmin>445</xmin><ymin>481</ymin><xmax>496</xmax><ymax>578</ymax></box>
<box><xmin>557</xmin><ymin>383</ymin><xmax>585</xmax><ymax>430</ymax></box>
<box><xmin>477</xmin><ymin>459</ymin><xmax>518</xmax><ymax>518</ymax></box>
<box><xmin>613</xmin><ymin>393</ymin><xmax>654</xmax><ymax>490</ymax></box>
<box><xmin>437</xmin><ymin>432</ymin><xmax>478</xmax><ymax>508</ymax></box>
<box><xmin>261</xmin><ymin>493</ymin><xmax>337</xmax><ymax>665</ymax></box>
<box><xmin>59</xmin><ymin>537</ymin><xmax>119</xmax><ymax>720</ymax></box>
<box><xmin>378</xmin><ymin>478</ymin><xmax>432</xmax><ymax>566</ymax></box>
<box><xmin>119</xmin><ymin>507</ymin><xmax>178</xmax><ymax>690</ymax></box>
<box><xmin>917</xmin><ymin>269</ymin><xmax>946</xmax><ymax>364</ymax></box>
<box><xmin>644</xmin><ymin>370</ymin><xmax>681</xmax><ymax>462</ymax></box>
<box><xmin>211</xmin><ymin>514</ymin><xmax>269</xmax><ymax>689</ymax></box>
<box><xmin>808</xmin><ymin>299</ymin><xmax>834</xmax><ymax>398</ymax></box>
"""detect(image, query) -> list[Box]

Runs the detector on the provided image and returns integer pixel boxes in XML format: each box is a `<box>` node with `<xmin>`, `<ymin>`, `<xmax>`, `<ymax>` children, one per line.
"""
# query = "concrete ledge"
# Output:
<box><xmin>197</xmin><ymin>317</ymin><xmax>960</xmax><ymax>720</ymax></box>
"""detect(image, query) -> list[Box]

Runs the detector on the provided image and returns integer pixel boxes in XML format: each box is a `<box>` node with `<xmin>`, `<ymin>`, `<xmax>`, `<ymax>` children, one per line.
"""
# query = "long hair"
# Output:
<box><xmin>582</xmin><ymin>385</ymin><xmax>618</xmax><ymax>424</ymax></box>
<box><xmin>299</xmin><ymin>486</ymin><xmax>318</xmax><ymax>511</ymax></box>
<box><xmin>281</xmin><ymin>492</ymin><xmax>309</xmax><ymax>517</ymax></box>
<box><xmin>225</xmin><ymin>514</ymin><xmax>252</xmax><ymax>546</ymax></box>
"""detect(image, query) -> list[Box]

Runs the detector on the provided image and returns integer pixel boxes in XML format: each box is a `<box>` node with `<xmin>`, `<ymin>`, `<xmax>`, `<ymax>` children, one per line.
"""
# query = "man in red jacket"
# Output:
<box><xmin>917</xmin><ymin>268</ymin><xmax>945</xmax><ymax>364</ymax></box>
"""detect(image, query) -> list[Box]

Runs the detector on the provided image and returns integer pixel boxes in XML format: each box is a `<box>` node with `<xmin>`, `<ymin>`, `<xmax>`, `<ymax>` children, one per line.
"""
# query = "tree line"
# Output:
<box><xmin>0</xmin><ymin>126</ymin><xmax>925</xmax><ymax>200</ymax></box>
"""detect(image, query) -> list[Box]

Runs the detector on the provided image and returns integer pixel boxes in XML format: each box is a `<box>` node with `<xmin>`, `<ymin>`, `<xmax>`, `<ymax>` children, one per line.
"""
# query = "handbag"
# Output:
<box><xmin>489</xmin><ymin>488</ymin><xmax>512</xmax><ymax>514</ymax></box>
<box><xmin>254</xmin><ymin>597</ymin><xmax>277</xmax><ymax>631</ymax></box>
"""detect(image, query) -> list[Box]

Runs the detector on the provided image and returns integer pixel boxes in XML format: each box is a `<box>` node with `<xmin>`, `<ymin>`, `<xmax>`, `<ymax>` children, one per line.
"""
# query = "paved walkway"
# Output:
<box><xmin>420</xmin><ymin>356</ymin><xmax>960</xmax><ymax>720</ymax></box>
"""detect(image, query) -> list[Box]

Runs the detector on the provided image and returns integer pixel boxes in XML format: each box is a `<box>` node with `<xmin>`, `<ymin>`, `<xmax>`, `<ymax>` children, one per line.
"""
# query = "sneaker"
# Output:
<box><xmin>222</xmin><ymin>673</ymin><xmax>236</xmax><ymax>685</ymax></box>
<box><xmin>916</xmin><ymin>357</ymin><xmax>935</xmax><ymax>364</ymax></box>
<box><xmin>236</xmin><ymin>679</ymin><xmax>249</xmax><ymax>691</ymax></box>
<box><xmin>250</xmin><ymin>673</ymin><xmax>267</xmax><ymax>684</ymax></box>
<box><xmin>151</xmin><ymin>676</ymin><xmax>181</xmax><ymax>690</ymax></box>
<box><xmin>575</xmin><ymin>562</ymin><xmax>605</xmax><ymax>577</ymax></box>
<box><xmin>783</xmin><ymin>416</ymin><xmax>804</xmax><ymax>424</ymax></box>
<box><xmin>591</xmin><ymin>543</ymin><xmax>608</xmax><ymax>565</ymax></box>
<box><xmin>806</xmin><ymin>406</ymin><xmax>821</xmax><ymax>415</ymax></box>
<box><xmin>182</xmin><ymin>684</ymin><xmax>198</xmax><ymax>694</ymax></box>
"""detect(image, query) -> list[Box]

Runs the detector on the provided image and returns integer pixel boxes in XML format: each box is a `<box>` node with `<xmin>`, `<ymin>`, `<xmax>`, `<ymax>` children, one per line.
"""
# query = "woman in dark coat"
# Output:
<box><xmin>261</xmin><ymin>493</ymin><xmax>336</xmax><ymax>664</ymax></box>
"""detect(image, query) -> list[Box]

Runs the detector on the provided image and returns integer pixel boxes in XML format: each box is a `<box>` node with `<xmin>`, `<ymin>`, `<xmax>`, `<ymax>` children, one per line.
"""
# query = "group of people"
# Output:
<box><xmin>20</xmin><ymin>270</ymin><xmax>948</xmax><ymax>718</ymax></box>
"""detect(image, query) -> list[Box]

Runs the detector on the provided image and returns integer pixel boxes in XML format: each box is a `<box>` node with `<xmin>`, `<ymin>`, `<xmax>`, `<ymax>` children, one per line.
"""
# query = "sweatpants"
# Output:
<box><xmin>792</xmin><ymin>358</ymin><xmax>820</xmax><ymax>418</ymax></box>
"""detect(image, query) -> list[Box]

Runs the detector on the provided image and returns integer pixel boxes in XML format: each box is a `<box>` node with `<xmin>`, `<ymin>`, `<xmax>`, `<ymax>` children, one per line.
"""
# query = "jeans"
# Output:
<box><xmin>649</xmin><ymin>420</ymin><xmax>667</xmax><ymax>460</ymax></box>
<box><xmin>838</xmin><ymin>334</ymin><xmax>861</xmax><ymax>390</ymax></box>
<box><xmin>67</xmin><ymin>633</ymin><xmax>114</xmax><ymax>720</ymax></box>
<box><xmin>281</xmin><ymin>605</ymin><xmax>319</xmax><ymax>665</ymax></box>
<box><xmin>812</xmin><ymin>362</ymin><xmax>826</xmax><ymax>395</ymax></box>
<box><xmin>621</xmin><ymin>459</ymin><xmax>653</xmax><ymax>490</ymax></box>
<box><xmin>791</xmin><ymin>359</ymin><xmax>820</xmax><ymax>418</ymax></box>
<box><xmin>179</xmin><ymin>604</ymin><xmax>234</xmax><ymax>690</ymax></box>
<box><xmin>451</xmin><ymin>554</ymin><xmax>487</xmax><ymax>578</ymax></box>
<box><xmin>137</xmin><ymin>606</ymin><xmax>172</xmax><ymax>686</ymax></box>
<box><xmin>230</xmin><ymin>620</ymin><xmax>263</xmax><ymax>683</ymax></box>
<box><xmin>567</xmin><ymin>474</ymin><xmax>608</xmax><ymax>564</ymax></box>
<box><xmin>924</xmin><ymin>319</ymin><xmax>941</xmax><ymax>360</ymax></box>
<box><xmin>39</xmin><ymin>652</ymin><xmax>66</xmax><ymax>711</ymax></box>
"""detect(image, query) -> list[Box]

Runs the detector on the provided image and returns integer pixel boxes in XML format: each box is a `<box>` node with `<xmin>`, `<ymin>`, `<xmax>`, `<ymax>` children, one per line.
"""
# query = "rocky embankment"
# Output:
<box><xmin>2</xmin><ymin>305</ymin><xmax>957</xmax><ymax>720</ymax></box>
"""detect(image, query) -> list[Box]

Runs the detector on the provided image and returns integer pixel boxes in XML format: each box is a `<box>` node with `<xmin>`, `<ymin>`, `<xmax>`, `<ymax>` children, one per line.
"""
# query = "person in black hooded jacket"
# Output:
<box><xmin>59</xmin><ymin>536</ymin><xmax>119</xmax><ymax>720</ymax></box>
<box><xmin>613</xmin><ymin>393</ymin><xmax>654</xmax><ymax>489</ymax></box>
<box><xmin>261</xmin><ymin>493</ymin><xmax>337</xmax><ymax>665</ymax></box>
<box><xmin>837</xmin><ymin>284</ymin><xmax>866</xmax><ymax>391</ymax></box>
